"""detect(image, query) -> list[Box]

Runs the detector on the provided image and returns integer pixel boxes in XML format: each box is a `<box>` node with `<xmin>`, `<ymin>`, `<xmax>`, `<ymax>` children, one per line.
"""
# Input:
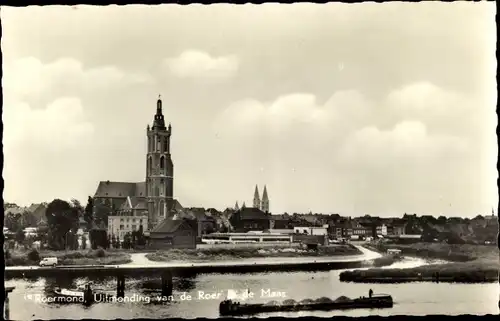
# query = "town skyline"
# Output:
<box><xmin>3</xmin><ymin>3</ymin><xmax>497</xmax><ymax>217</ymax></box>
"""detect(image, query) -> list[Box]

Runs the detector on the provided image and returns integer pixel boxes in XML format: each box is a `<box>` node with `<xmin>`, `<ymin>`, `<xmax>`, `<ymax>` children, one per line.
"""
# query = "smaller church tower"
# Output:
<box><xmin>234</xmin><ymin>201</ymin><xmax>240</xmax><ymax>211</ymax></box>
<box><xmin>261</xmin><ymin>185</ymin><xmax>269</xmax><ymax>213</ymax></box>
<box><xmin>253</xmin><ymin>185</ymin><xmax>260</xmax><ymax>209</ymax></box>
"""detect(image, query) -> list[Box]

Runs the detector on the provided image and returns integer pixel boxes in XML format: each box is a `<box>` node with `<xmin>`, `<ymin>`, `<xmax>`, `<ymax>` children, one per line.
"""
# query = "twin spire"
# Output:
<box><xmin>233</xmin><ymin>185</ymin><xmax>270</xmax><ymax>213</ymax></box>
<box><xmin>253</xmin><ymin>184</ymin><xmax>269</xmax><ymax>213</ymax></box>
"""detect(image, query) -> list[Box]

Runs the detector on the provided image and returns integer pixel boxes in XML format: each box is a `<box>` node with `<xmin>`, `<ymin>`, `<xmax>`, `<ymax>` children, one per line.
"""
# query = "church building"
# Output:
<box><xmin>93</xmin><ymin>96</ymin><xmax>182</xmax><ymax>231</ymax></box>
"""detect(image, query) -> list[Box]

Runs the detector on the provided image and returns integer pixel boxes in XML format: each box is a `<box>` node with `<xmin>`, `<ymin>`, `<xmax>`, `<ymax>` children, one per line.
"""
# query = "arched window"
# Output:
<box><xmin>160</xmin><ymin>201</ymin><xmax>167</xmax><ymax>218</ymax></box>
<box><xmin>148</xmin><ymin>136</ymin><xmax>151</xmax><ymax>152</ymax></box>
<box><xmin>162</xmin><ymin>139</ymin><xmax>168</xmax><ymax>153</ymax></box>
<box><xmin>160</xmin><ymin>156</ymin><xmax>165</xmax><ymax>169</ymax></box>
<box><xmin>148</xmin><ymin>157</ymin><xmax>153</xmax><ymax>175</ymax></box>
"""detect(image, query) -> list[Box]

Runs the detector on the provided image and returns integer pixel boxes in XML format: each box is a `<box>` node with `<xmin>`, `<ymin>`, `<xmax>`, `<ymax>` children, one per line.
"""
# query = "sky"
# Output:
<box><xmin>2</xmin><ymin>3</ymin><xmax>497</xmax><ymax>217</ymax></box>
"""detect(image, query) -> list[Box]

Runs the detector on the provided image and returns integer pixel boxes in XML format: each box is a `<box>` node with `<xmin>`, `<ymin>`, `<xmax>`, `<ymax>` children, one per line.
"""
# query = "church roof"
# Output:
<box><xmin>237</xmin><ymin>207</ymin><xmax>270</xmax><ymax>220</ymax></box>
<box><xmin>150</xmin><ymin>218</ymin><xmax>195</xmax><ymax>236</ymax></box>
<box><xmin>94</xmin><ymin>181</ymin><xmax>145</xmax><ymax>198</ymax></box>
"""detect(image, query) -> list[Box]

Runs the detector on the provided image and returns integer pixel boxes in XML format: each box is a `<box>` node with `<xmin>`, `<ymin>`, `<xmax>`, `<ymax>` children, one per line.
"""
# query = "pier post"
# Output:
<box><xmin>83</xmin><ymin>283</ymin><xmax>94</xmax><ymax>306</ymax></box>
<box><xmin>4</xmin><ymin>286</ymin><xmax>14</xmax><ymax>320</ymax></box>
<box><xmin>161</xmin><ymin>270</ymin><xmax>173</xmax><ymax>297</ymax></box>
<box><xmin>117</xmin><ymin>275</ymin><xmax>125</xmax><ymax>298</ymax></box>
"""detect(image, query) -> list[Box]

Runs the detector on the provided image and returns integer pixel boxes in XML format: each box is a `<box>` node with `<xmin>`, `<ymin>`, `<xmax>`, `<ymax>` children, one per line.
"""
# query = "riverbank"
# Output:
<box><xmin>340</xmin><ymin>242</ymin><xmax>499</xmax><ymax>283</ymax></box>
<box><xmin>4</xmin><ymin>249</ymin><xmax>132</xmax><ymax>266</ymax></box>
<box><xmin>146</xmin><ymin>244</ymin><xmax>362</xmax><ymax>262</ymax></box>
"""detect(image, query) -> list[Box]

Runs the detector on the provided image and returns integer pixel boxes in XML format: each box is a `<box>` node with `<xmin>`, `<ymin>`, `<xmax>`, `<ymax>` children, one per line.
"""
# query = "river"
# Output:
<box><xmin>4</xmin><ymin>247</ymin><xmax>498</xmax><ymax>319</ymax></box>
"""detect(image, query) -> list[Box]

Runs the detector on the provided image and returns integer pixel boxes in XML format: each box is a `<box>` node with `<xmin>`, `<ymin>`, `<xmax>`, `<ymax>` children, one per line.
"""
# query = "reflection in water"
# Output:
<box><xmin>5</xmin><ymin>253</ymin><xmax>498</xmax><ymax>319</ymax></box>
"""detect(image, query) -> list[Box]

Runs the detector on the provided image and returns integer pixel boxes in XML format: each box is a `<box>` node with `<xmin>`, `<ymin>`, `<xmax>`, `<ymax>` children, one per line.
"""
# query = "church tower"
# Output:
<box><xmin>253</xmin><ymin>185</ymin><xmax>261</xmax><ymax>209</ymax></box>
<box><xmin>146</xmin><ymin>95</ymin><xmax>174</xmax><ymax>229</ymax></box>
<box><xmin>261</xmin><ymin>185</ymin><xmax>269</xmax><ymax>213</ymax></box>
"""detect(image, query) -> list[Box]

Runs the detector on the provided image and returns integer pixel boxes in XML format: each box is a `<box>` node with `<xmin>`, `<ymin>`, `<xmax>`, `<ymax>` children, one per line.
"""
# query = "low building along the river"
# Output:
<box><xmin>148</xmin><ymin>218</ymin><xmax>197</xmax><ymax>249</ymax></box>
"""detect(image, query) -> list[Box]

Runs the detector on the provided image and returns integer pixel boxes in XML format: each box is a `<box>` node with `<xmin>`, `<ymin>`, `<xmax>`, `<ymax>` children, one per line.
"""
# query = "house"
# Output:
<box><xmin>184</xmin><ymin>207</ymin><xmax>217</xmax><ymax>238</ymax></box>
<box><xmin>108</xmin><ymin>215</ymin><xmax>149</xmax><ymax>241</ymax></box>
<box><xmin>270</xmin><ymin>214</ymin><xmax>291</xmax><ymax>229</ymax></box>
<box><xmin>117</xmin><ymin>196</ymin><xmax>149</xmax><ymax>217</ymax></box>
<box><xmin>293</xmin><ymin>226</ymin><xmax>328</xmax><ymax>236</ymax></box>
<box><xmin>26</xmin><ymin>203</ymin><xmax>48</xmax><ymax>225</ymax></box>
<box><xmin>229</xmin><ymin>207</ymin><xmax>271</xmax><ymax>232</ymax></box>
<box><xmin>352</xmin><ymin>222</ymin><xmax>370</xmax><ymax>237</ymax></box>
<box><xmin>388</xmin><ymin>222</ymin><xmax>406</xmax><ymax>236</ymax></box>
<box><xmin>148</xmin><ymin>218</ymin><xmax>197</xmax><ymax>249</ymax></box>
<box><xmin>376</xmin><ymin>224</ymin><xmax>388</xmax><ymax>236</ymax></box>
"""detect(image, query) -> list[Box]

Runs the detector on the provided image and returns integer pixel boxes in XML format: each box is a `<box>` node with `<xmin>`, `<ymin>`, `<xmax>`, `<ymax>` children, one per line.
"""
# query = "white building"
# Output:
<box><xmin>108</xmin><ymin>215</ymin><xmax>148</xmax><ymax>241</ymax></box>
<box><xmin>376</xmin><ymin>224</ymin><xmax>388</xmax><ymax>236</ymax></box>
<box><xmin>293</xmin><ymin>226</ymin><xmax>328</xmax><ymax>236</ymax></box>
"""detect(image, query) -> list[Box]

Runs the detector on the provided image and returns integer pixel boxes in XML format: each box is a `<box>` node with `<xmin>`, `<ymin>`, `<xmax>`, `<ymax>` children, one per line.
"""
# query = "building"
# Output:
<box><xmin>352</xmin><ymin>222</ymin><xmax>370</xmax><ymax>237</ymax></box>
<box><xmin>270</xmin><ymin>214</ymin><xmax>291</xmax><ymax>229</ymax></box>
<box><xmin>237</xmin><ymin>185</ymin><xmax>271</xmax><ymax>215</ymax></box>
<box><xmin>229</xmin><ymin>207</ymin><xmax>271</xmax><ymax>232</ymax></box>
<box><xmin>93</xmin><ymin>96</ymin><xmax>178</xmax><ymax>230</ymax></box>
<box><xmin>184</xmin><ymin>207</ymin><xmax>217</xmax><ymax>238</ymax></box>
<box><xmin>293</xmin><ymin>226</ymin><xmax>328</xmax><ymax>236</ymax></box>
<box><xmin>108</xmin><ymin>215</ymin><xmax>148</xmax><ymax>241</ymax></box>
<box><xmin>387</xmin><ymin>222</ymin><xmax>406</xmax><ymax>236</ymax></box>
<box><xmin>376</xmin><ymin>224</ymin><xmax>388</xmax><ymax>236</ymax></box>
<box><xmin>148</xmin><ymin>218</ymin><xmax>197</xmax><ymax>249</ymax></box>
<box><xmin>261</xmin><ymin>186</ymin><xmax>269</xmax><ymax>213</ymax></box>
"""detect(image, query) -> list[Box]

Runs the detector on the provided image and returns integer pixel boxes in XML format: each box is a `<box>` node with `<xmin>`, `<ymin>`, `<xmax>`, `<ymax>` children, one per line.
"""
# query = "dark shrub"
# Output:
<box><xmin>27</xmin><ymin>249</ymin><xmax>40</xmax><ymax>262</ymax></box>
<box><xmin>95</xmin><ymin>248</ymin><xmax>106</xmax><ymax>258</ymax></box>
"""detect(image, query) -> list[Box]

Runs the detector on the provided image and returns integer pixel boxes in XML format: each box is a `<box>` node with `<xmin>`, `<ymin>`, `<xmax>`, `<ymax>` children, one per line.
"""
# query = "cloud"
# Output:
<box><xmin>3</xmin><ymin>97</ymin><xmax>94</xmax><ymax>151</ymax></box>
<box><xmin>3</xmin><ymin>57</ymin><xmax>153</xmax><ymax>101</ymax></box>
<box><xmin>338</xmin><ymin>121</ymin><xmax>469</xmax><ymax>167</ymax></box>
<box><xmin>211</xmin><ymin>82</ymin><xmax>490</xmax><ymax>215</ymax></box>
<box><xmin>164</xmin><ymin>50</ymin><xmax>239</xmax><ymax>79</ymax></box>
<box><xmin>2</xmin><ymin>97</ymin><xmax>95</xmax><ymax>205</ymax></box>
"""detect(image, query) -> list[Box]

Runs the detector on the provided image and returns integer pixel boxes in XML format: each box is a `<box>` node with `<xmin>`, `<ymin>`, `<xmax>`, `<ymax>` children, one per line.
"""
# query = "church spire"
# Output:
<box><xmin>235</xmin><ymin>201</ymin><xmax>240</xmax><ymax>211</ymax></box>
<box><xmin>261</xmin><ymin>185</ymin><xmax>269</xmax><ymax>213</ymax></box>
<box><xmin>253</xmin><ymin>185</ymin><xmax>260</xmax><ymax>209</ymax></box>
<box><xmin>152</xmin><ymin>95</ymin><xmax>166</xmax><ymax>130</ymax></box>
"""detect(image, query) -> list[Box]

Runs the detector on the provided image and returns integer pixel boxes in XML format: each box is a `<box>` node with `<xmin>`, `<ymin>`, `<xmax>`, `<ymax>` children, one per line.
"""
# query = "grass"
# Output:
<box><xmin>369</xmin><ymin>242</ymin><xmax>497</xmax><ymax>262</ymax></box>
<box><xmin>4</xmin><ymin>248</ymin><xmax>132</xmax><ymax>266</ymax></box>
<box><xmin>340</xmin><ymin>242</ymin><xmax>499</xmax><ymax>283</ymax></box>
<box><xmin>370</xmin><ymin>255</ymin><xmax>402</xmax><ymax>267</ymax></box>
<box><xmin>146</xmin><ymin>244</ymin><xmax>362</xmax><ymax>262</ymax></box>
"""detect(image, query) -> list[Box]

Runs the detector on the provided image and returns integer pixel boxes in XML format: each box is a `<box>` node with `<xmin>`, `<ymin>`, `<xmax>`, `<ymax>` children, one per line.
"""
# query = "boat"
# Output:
<box><xmin>219</xmin><ymin>294</ymin><xmax>393</xmax><ymax>316</ymax></box>
<box><xmin>53</xmin><ymin>283</ymin><xmax>112</xmax><ymax>303</ymax></box>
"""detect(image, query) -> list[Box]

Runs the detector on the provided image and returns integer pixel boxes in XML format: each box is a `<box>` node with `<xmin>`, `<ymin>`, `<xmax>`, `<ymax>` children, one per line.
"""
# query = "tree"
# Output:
<box><xmin>45</xmin><ymin>199</ymin><xmax>80</xmax><ymax>250</ymax></box>
<box><xmin>81</xmin><ymin>234</ymin><xmax>87</xmax><ymax>250</ymax></box>
<box><xmin>84</xmin><ymin>196</ymin><xmax>94</xmax><ymax>227</ymax></box>
<box><xmin>437</xmin><ymin>216</ymin><xmax>448</xmax><ymax>224</ymax></box>
<box><xmin>22</xmin><ymin>211</ymin><xmax>38</xmax><ymax>227</ymax></box>
<box><xmin>123</xmin><ymin>233</ymin><xmax>132</xmax><ymax>249</ymax></box>
<box><xmin>5</xmin><ymin>214</ymin><xmax>22</xmax><ymax>232</ymax></box>
<box><xmin>15</xmin><ymin>229</ymin><xmax>25</xmax><ymax>244</ymax></box>
<box><xmin>94</xmin><ymin>199</ymin><xmax>113</xmax><ymax>228</ymax></box>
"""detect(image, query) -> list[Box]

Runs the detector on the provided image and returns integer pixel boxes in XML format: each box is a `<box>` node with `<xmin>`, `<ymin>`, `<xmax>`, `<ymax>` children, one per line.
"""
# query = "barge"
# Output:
<box><xmin>219</xmin><ymin>294</ymin><xmax>393</xmax><ymax>316</ymax></box>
